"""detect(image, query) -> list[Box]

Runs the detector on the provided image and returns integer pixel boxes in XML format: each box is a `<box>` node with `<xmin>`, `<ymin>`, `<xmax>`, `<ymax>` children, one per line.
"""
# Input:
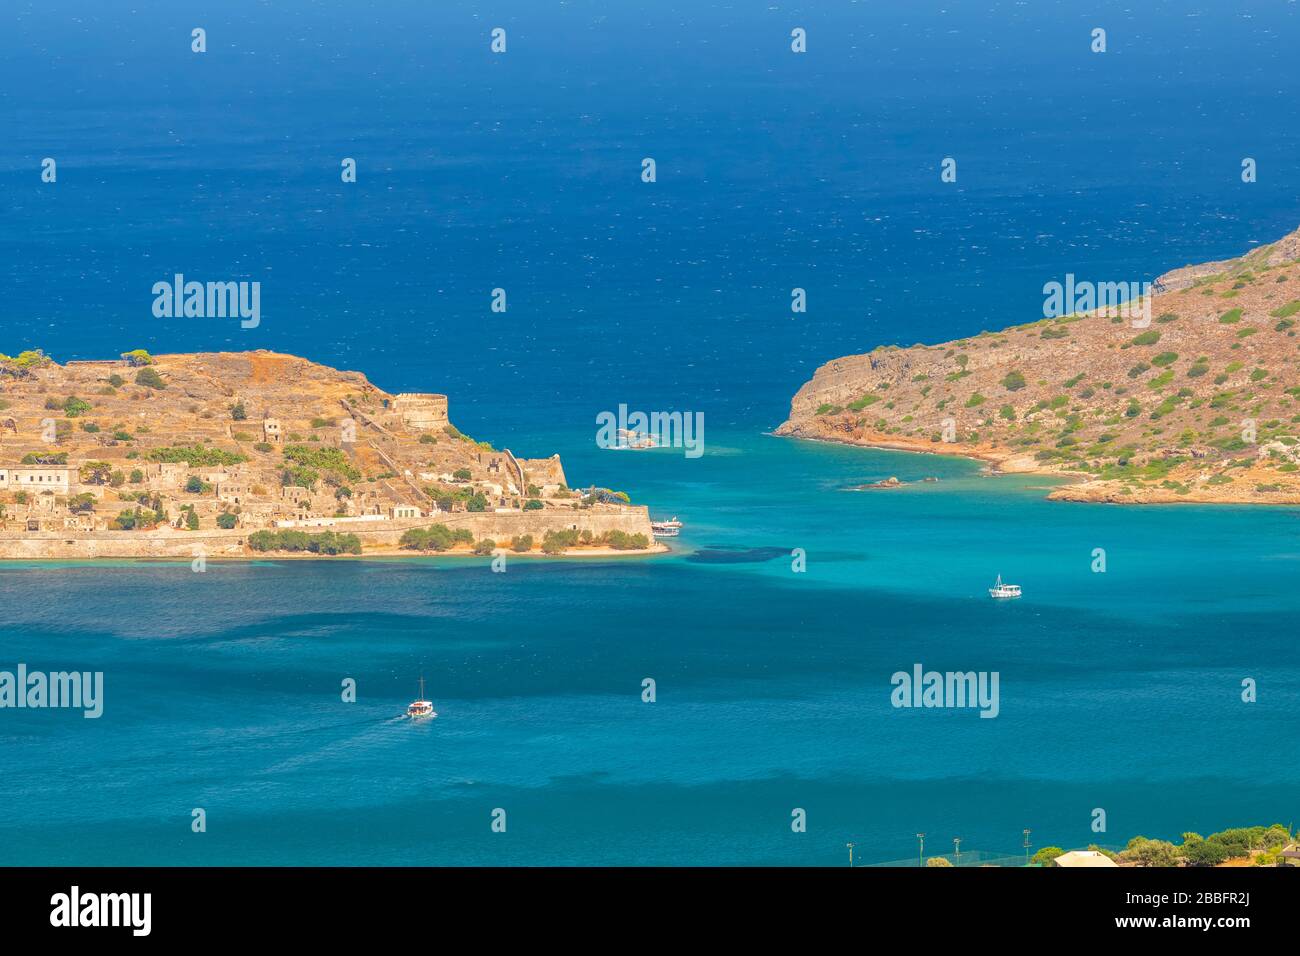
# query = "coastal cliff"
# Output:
<box><xmin>778</xmin><ymin>224</ymin><xmax>1300</xmax><ymax>503</ymax></box>
<box><xmin>0</xmin><ymin>350</ymin><xmax>657</xmax><ymax>557</ymax></box>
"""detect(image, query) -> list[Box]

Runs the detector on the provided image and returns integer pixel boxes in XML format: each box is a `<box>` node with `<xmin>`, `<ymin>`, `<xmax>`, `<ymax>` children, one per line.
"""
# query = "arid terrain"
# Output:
<box><xmin>0</xmin><ymin>350</ymin><xmax>658</xmax><ymax>557</ymax></box>
<box><xmin>778</xmin><ymin>224</ymin><xmax>1300</xmax><ymax>503</ymax></box>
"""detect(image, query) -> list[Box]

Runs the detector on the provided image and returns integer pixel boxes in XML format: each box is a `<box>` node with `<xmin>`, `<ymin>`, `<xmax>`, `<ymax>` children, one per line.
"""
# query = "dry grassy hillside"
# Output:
<box><xmin>778</xmin><ymin>225</ymin><xmax>1300</xmax><ymax>503</ymax></box>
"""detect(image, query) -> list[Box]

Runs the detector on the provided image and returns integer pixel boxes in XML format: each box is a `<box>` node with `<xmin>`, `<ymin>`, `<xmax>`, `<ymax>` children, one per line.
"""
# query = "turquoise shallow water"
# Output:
<box><xmin>2</xmin><ymin>429</ymin><xmax>1298</xmax><ymax>865</ymax></box>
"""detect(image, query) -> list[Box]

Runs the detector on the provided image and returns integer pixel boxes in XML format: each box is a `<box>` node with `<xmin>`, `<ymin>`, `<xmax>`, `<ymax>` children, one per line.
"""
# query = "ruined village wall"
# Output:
<box><xmin>0</xmin><ymin>506</ymin><xmax>653</xmax><ymax>558</ymax></box>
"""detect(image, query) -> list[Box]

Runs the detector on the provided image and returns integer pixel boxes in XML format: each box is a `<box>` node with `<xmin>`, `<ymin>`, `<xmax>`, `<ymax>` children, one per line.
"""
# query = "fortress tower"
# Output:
<box><xmin>391</xmin><ymin>393</ymin><xmax>449</xmax><ymax>431</ymax></box>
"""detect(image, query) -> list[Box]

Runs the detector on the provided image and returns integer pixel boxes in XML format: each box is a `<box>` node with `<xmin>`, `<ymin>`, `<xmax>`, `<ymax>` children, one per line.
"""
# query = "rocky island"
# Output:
<box><xmin>0</xmin><ymin>350</ymin><xmax>658</xmax><ymax>558</ymax></box>
<box><xmin>778</xmin><ymin>224</ymin><xmax>1300</xmax><ymax>504</ymax></box>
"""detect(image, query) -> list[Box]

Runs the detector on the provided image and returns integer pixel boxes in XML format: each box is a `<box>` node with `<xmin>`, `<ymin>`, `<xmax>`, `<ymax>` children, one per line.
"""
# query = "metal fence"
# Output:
<box><xmin>860</xmin><ymin>849</ymin><xmax>1028</xmax><ymax>868</ymax></box>
<box><xmin>856</xmin><ymin>845</ymin><xmax>1126</xmax><ymax>867</ymax></box>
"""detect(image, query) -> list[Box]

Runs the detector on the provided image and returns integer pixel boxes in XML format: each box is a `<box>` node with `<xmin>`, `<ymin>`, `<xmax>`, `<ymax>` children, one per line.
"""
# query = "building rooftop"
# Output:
<box><xmin>1053</xmin><ymin>850</ymin><xmax>1118</xmax><ymax>868</ymax></box>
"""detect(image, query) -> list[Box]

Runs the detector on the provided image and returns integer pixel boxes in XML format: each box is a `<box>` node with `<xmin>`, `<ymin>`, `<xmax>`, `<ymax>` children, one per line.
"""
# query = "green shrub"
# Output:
<box><xmin>400</xmin><ymin>525</ymin><xmax>455</xmax><ymax>551</ymax></box>
<box><xmin>600</xmin><ymin>530</ymin><xmax>650</xmax><ymax>550</ymax></box>
<box><xmin>120</xmin><ymin>349</ymin><xmax>153</xmax><ymax>367</ymax></box>
<box><xmin>247</xmin><ymin>529</ymin><xmax>361</xmax><ymax>555</ymax></box>
<box><xmin>282</xmin><ymin>445</ymin><xmax>360</xmax><ymax>481</ymax></box>
<box><xmin>149</xmin><ymin>445</ymin><xmax>247</xmax><ymax>467</ymax></box>
<box><xmin>1030</xmin><ymin>847</ymin><xmax>1065</xmax><ymax>867</ymax></box>
<box><xmin>542</xmin><ymin>529</ymin><xmax>580</xmax><ymax>554</ymax></box>
<box><xmin>111</xmin><ymin>506</ymin><xmax>166</xmax><ymax>531</ymax></box>
<box><xmin>1120</xmin><ymin>837</ymin><xmax>1179</xmax><ymax>867</ymax></box>
<box><xmin>0</xmin><ymin>349</ymin><xmax>53</xmax><ymax>378</ymax></box>
<box><xmin>134</xmin><ymin>367</ymin><xmax>166</xmax><ymax>389</ymax></box>
<box><xmin>62</xmin><ymin>396</ymin><xmax>92</xmax><ymax>417</ymax></box>
<box><xmin>24</xmin><ymin>451</ymin><xmax>68</xmax><ymax>465</ymax></box>
<box><xmin>1180</xmin><ymin>835</ymin><xmax>1228</xmax><ymax>867</ymax></box>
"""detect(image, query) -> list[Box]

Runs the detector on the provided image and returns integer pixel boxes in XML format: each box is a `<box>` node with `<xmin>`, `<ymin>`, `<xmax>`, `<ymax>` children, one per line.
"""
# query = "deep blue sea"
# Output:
<box><xmin>1</xmin><ymin>0</ymin><xmax>1299</xmax><ymax>865</ymax></box>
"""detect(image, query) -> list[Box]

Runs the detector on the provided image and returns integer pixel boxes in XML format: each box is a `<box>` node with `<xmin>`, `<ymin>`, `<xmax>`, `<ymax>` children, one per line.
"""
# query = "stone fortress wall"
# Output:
<box><xmin>391</xmin><ymin>393</ymin><xmax>449</xmax><ymax>431</ymax></box>
<box><xmin>0</xmin><ymin>506</ymin><xmax>654</xmax><ymax>559</ymax></box>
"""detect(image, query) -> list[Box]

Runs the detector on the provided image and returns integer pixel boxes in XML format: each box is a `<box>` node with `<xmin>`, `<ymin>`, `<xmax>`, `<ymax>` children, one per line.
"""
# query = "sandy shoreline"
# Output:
<box><xmin>774</xmin><ymin>426</ymin><xmax>1300</xmax><ymax>506</ymax></box>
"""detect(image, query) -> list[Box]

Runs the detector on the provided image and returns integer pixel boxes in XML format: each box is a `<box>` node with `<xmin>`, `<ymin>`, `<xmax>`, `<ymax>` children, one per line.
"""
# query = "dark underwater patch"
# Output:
<box><xmin>685</xmin><ymin>546</ymin><xmax>791</xmax><ymax>564</ymax></box>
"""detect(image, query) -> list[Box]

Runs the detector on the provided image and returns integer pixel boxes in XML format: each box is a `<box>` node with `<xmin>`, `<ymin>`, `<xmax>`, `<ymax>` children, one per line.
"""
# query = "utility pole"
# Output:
<box><xmin>1023</xmin><ymin>829</ymin><xmax>1032</xmax><ymax>866</ymax></box>
<box><xmin>916</xmin><ymin>832</ymin><xmax>926</xmax><ymax>868</ymax></box>
<box><xmin>846</xmin><ymin>842</ymin><xmax>855</xmax><ymax>868</ymax></box>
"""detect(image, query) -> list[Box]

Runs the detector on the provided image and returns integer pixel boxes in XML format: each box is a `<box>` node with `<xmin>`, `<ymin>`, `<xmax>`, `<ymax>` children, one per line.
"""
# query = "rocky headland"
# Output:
<box><xmin>0</xmin><ymin>350</ymin><xmax>659</xmax><ymax>558</ymax></box>
<box><xmin>778</xmin><ymin>224</ymin><xmax>1300</xmax><ymax>504</ymax></box>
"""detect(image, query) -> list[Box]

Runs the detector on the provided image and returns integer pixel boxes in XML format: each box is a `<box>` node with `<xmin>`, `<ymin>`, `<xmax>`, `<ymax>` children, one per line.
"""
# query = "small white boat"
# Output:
<box><xmin>406</xmin><ymin>676</ymin><xmax>437</xmax><ymax>719</ymax></box>
<box><xmin>616</xmin><ymin>429</ymin><xmax>658</xmax><ymax>450</ymax></box>
<box><xmin>988</xmin><ymin>575</ymin><xmax>1021</xmax><ymax>599</ymax></box>
<box><xmin>651</xmin><ymin>516</ymin><xmax>683</xmax><ymax>537</ymax></box>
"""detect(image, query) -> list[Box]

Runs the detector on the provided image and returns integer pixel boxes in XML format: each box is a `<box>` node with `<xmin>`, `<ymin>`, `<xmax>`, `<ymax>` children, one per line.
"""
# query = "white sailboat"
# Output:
<box><xmin>988</xmin><ymin>575</ymin><xmax>1021</xmax><ymax>599</ymax></box>
<box><xmin>406</xmin><ymin>676</ymin><xmax>437</xmax><ymax>719</ymax></box>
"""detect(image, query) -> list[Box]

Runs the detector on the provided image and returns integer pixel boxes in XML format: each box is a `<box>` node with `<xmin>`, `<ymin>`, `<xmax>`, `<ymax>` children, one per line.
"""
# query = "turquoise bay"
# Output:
<box><xmin>3</xmin><ymin>429</ymin><xmax>1298</xmax><ymax>866</ymax></box>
